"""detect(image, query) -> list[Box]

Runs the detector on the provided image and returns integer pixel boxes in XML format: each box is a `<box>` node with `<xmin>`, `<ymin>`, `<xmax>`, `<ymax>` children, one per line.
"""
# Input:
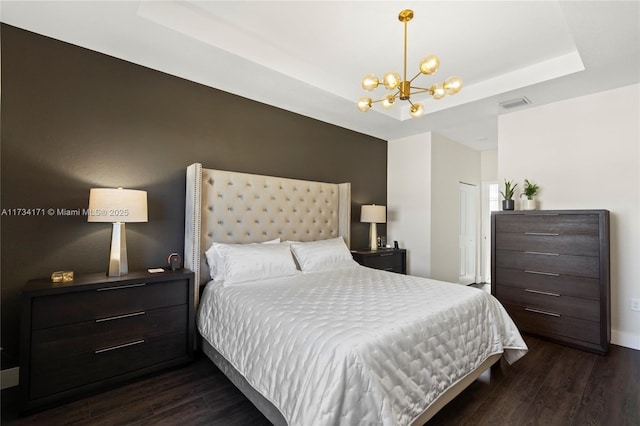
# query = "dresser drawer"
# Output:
<box><xmin>494</xmin><ymin>268</ymin><xmax>600</xmax><ymax>300</ymax></box>
<box><xmin>31</xmin><ymin>304</ymin><xmax>187</xmax><ymax>362</ymax></box>
<box><xmin>29</xmin><ymin>331</ymin><xmax>188</xmax><ymax>399</ymax></box>
<box><xmin>495</xmin><ymin>285</ymin><xmax>599</xmax><ymax>322</ymax></box>
<box><xmin>495</xmin><ymin>232</ymin><xmax>599</xmax><ymax>257</ymax></box>
<box><xmin>363</xmin><ymin>253</ymin><xmax>403</xmax><ymax>271</ymax></box>
<box><xmin>495</xmin><ymin>250</ymin><xmax>599</xmax><ymax>278</ymax></box>
<box><xmin>503</xmin><ymin>303</ymin><xmax>601</xmax><ymax>345</ymax></box>
<box><xmin>351</xmin><ymin>249</ymin><xmax>406</xmax><ymax>274</ymax></box>
<box><xmin>495</xmin><ymin>214</ymin><xmax>599</xmax><ymax>235</ymax></box>
<box><xmin>31</xmin><ymin>279</ymin><xmax>189</xmax><ymax>329</ymax></box>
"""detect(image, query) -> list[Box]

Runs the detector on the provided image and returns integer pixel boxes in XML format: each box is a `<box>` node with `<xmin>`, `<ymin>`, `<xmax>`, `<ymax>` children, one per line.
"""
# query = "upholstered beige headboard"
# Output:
<box><xmin>184</xmin><ymin>163</ymin><xmax>351</xmax><ymax>302</ymax></box>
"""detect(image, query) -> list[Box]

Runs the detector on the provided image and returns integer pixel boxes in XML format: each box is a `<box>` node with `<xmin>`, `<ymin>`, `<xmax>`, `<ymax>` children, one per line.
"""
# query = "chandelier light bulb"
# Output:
<box><xmin>382</xmin><ymin>71</ymin><xmax>401</xmax><ymax>90</ymax></box>
<box><xmin>357</xmin><ymin>97</ymin><xmax>373</xmax><ymax>112</ymax></box>
<box><xmin>409</xmin><ymin>103</ymin><xmax>425</xmax><ymax>118</ymax></box>
<box><xmin>443</xmin><ymin>76</ymin><xmax>463</xmax><ymax>95</ymax></box>
<box><xmin>419</xmin><ymin>54</ymin><xmax>440</xmax><ymax>75</ymax></box>
<box><xmin>361</xmin><ymin>73</ymin><xmax>380</xmax><ymax>91</ymax></box>
<box><xmin>382</xmin><ymin>94</ymin><xmax>396</xmax><ymax>109</ymax></box>
<box><xmin>430</xmin><ymin>83</ymin><xmax>446</xmax><ymax>100</ymax></box>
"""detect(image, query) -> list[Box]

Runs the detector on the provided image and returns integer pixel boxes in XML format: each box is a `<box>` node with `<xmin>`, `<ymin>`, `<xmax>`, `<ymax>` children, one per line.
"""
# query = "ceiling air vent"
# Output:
<box><xmin>499</xmin><ymin>97</ymin><xmax>531</xmax><ymax>110</ymax></box>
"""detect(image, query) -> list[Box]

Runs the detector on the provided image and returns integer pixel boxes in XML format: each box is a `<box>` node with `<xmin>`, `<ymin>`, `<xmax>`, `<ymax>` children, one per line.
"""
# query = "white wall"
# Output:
<box><xmin>481</xmin><ymin>150</ymin><xmax>498</xmax><ymax>182</ymax></box>
<box><xmin>387</xmin><ymin>132</ymin><xmax>483</xmax><ymax>281</ymax></box>
<box><xmin>499</xmin><ymin>83</ymin><xmax>640</xmax><ymax>349</ymax></box>
<box><xmin>387</xmin><ymin>133</ymin><xmax>432</xmax><ymax>277</ymax></box>
<box><xmin>431</xmin><ymin>134</ymin><xmax>482</xmax><ymax>283</ymax></box>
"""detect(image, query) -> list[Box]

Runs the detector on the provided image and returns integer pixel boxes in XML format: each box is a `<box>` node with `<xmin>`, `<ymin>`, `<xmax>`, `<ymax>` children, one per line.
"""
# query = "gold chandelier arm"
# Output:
<box><xmin>409</xmin><ymin>87</ymin><xmax>434</xmax><ymax>95</ymax></box>
<box><xmin>371</xmin><ymin>92</ymin><xmax>400</xmax><ymax>104</ymax></box>
<box><xmin>378</xmin><ymin>90</ymin><xmax>400</xmax><ymax>98</ymax></box>
<box><xmin>408</xmin><ymin>71</ymin><xmax>423</xmax><ymax>84</ymax></box>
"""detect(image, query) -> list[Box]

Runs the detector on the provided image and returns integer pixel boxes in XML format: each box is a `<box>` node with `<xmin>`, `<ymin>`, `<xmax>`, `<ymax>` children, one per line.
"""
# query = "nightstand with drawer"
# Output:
<box><xmin>491</xmin><ymin>210</ymin><xmax>610</xmax><ymax>354</ymax></box>
<box><xmin>351</xmin><ymin>248</ymin><xmax>407</xmax><ymax>274</ymax></box>
<box><xmin>19</xmin><ymin>269</ymin><xmax>195</xmax><ymax>413</ymax></box>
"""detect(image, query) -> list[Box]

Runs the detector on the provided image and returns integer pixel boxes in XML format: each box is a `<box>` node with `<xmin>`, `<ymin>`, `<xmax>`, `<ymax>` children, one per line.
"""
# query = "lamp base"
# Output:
<box><xmin>108</xmin><ymin>222</ymin><xmax>129</xmax><ymax>277</ymax></box>
<box><xmin>369</xmin><ymin>222</ymin><xmax>378</xmax><ymax>251</ymax></box>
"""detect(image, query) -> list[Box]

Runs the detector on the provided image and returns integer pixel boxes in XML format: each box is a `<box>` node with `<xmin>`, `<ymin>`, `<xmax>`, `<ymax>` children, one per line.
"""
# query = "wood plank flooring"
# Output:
<box><xmin>2</xmin><ymin>335</ymin><xmax>638</xmax><ymax>425</ymax></box>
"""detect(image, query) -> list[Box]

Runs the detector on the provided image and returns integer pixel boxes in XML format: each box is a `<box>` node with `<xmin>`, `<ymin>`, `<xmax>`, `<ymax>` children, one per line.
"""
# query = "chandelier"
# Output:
<box><xmin>357</xmin><ymin>9</ymin><xmax>463</xmax><ymax>118</ymax></box>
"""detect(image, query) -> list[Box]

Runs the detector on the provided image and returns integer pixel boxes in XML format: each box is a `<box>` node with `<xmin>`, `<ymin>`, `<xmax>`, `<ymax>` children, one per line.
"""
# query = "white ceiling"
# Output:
<box><xmin>1</xmin><ymin>1</ymin><xmax>639</xmax><ymax>150</ymax></box>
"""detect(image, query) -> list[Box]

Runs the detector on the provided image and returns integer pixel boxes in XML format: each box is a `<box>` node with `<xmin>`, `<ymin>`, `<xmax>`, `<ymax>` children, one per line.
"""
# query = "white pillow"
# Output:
<box><xmin>213</xmin><ymin>242</ymin><xmax>298</xmax><ymax>285</ymax></box>
<box><xmin>289</xmin><ymin>237</ymin><xmax>357</xmax><ymax>273</ymax></box>
<box><xmin>205</xmin><ymin>238</ymin><xmax>280</xmax><ymax>281</ymax></box>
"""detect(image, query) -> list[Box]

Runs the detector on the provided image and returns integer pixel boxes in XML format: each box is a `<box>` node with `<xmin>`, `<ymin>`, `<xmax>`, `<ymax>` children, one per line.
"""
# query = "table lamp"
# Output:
<box><xmin>361</xmin><ymin>204</ymin><xmax>386</xmax><ymax>250</ymax></box>
<box><xmin>88</xmin><ymin>187</ymin><xmax>148</xmax><ymax>276</ymax></box>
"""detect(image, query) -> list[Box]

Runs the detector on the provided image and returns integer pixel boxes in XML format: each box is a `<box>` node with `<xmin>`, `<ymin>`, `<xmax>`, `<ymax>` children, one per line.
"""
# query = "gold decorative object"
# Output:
<box><xmin>51</xmin><ymin>271</ymin><xmax>74</xmax><ymax>283</ymax></box>
<box><xmin>357</xmin><ymin>9</ymin><xmax>463</xmax><ymax>118</ymax></box>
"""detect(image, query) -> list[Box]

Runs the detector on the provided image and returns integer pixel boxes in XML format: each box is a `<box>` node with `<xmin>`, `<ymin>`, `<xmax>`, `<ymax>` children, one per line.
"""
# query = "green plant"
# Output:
<box><xmin>521</xmin><ymin>179</ymin><xmax>540</xmax><ymax>200</ymax></box>
<box><xmin>499</xmin><ymin>179</ymin><xmax>517</xmax><ymax>200</ymax></box>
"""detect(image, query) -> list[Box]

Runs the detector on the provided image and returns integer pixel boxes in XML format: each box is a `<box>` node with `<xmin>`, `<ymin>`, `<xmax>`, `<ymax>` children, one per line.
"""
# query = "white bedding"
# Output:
<box><xmin>198</xmin><ymin>265</ymin><xmax>527</xmax><ymax>426</ymax></box>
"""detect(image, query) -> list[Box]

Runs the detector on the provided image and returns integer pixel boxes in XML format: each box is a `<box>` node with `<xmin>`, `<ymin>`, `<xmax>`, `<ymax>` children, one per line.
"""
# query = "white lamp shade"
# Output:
<box><xmin>361</xmin><ymin>204</ymin><xmax>386</xmax><ymax>223</ymax></box>
<box><xmin>88</xmin><ymin>188</ymin><xmax>148</xmax><ymax>223</ymax></box>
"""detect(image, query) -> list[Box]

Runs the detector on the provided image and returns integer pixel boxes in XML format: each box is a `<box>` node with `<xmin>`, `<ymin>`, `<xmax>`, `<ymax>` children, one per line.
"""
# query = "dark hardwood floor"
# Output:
<box><xmin>3</xmin><ymin>335</ymin><xmax>638</xmax><ymax>425</ymax></box>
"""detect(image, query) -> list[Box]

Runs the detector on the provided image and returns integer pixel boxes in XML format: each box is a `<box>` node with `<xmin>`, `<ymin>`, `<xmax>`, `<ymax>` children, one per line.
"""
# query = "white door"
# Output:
<box><xmin>459</xmin><ymin>182</ymin><xmax>477</xmax><ymax>285</ymax></box>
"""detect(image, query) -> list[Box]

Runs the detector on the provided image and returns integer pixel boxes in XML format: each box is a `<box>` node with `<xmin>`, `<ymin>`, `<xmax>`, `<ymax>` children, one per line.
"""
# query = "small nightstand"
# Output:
<box><xmin>351</xmin><ymin>248</ymin><xmax>407</xmax><ymax>274</ymax></box>
<box><xmin>19</xmin><ymin>269</ymin><xmax>195</xmax><ymax>414</ymax></box>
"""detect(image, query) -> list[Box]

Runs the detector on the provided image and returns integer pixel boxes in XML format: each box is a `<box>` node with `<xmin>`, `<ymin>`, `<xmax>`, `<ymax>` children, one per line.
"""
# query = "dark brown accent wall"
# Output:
<box><xmin>0</xmin><ymin>24</ymin><xmax>387</xmax><ymax>368</ymax></box>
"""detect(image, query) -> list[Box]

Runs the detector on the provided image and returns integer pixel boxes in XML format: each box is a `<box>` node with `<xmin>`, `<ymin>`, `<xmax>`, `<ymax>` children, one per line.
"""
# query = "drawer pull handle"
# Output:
<box><xmin>97</xmin><ymin>283</ymin><xmax>146</xmax><ymax>292</ymax></box>
<box><xmin>95</xmin><ymin>339</ymin><xmax>145</xmax><ymax>354</ymax></box>
<box><xmin>525</xmin><ymin>307</ymin><xmax>560</xmax><ymax>317</ymax></box>
<box><xmin>525</xmin><ymin>270</ymin><xmax>560</xmax><ymax>277</ymax></box>
<box><xmin>524</xmin><ymin>232</ymin><xmax>560</xmax><ymax>236</ymax></box>
<box><xmin>524</xmin><ymin>251</ymin><xmax>559</xmax><ymax>256</ymax></box>
<box><xmin>525</xmin><ymin>289</ymin><xmax>560</xmax><ymax>297</ymax></box>
<box><xmin>379</xmin><ymin>253</ymin><xmax>394</xmax><ymax>257</ymax></box>
<box><xmin>95</xmin><ymin>311</ymin><xmax>146</xmax><ymax>323</ymax></box>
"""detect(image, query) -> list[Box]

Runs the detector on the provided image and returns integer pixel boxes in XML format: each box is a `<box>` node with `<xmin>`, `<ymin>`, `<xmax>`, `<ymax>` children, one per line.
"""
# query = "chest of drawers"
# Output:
<box><xmin>491</xmin><ymin>210</ymin><xmax>610</xmax><ymax>354</ymax></box>
<box><xmin>351</xmin><ymin>249</ymin><xmax>407</xmax><ymax>274</ymax></box>
<box><xmin>19</xmin><ymin>270</ymin><xmax>195</xmax><ymax>413</ymax></box>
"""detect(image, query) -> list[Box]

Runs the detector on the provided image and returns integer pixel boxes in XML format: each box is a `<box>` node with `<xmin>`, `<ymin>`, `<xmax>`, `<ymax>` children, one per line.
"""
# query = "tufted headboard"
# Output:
<box><xmin>184</xmin><ymin>163</ymin><xmax>351</xmax><ymax>303</ymax></box>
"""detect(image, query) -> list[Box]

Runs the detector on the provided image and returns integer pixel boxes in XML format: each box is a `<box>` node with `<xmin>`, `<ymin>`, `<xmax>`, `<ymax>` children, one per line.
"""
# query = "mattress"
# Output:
<box><xmin>198</xmin><ymin>265</ymin><xmax>527</xmax><ymax>426</ymax></box>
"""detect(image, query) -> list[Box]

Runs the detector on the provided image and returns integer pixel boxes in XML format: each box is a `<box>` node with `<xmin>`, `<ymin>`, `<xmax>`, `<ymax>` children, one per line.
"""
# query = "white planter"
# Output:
<box><xmin>523</xmin><ymin>199</ymin><xmax>537</xmax><ymax>210</ymax></box>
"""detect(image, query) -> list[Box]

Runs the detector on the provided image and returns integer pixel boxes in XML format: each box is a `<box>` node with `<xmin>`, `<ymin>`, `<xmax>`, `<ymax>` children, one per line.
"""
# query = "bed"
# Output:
<box><xmin>184</xmin><ymin>163</ymin><xmax>527</xmax><ymax>425</ymax></box>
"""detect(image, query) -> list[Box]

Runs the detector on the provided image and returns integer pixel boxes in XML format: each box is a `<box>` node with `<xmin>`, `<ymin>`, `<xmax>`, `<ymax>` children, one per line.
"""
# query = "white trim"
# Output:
<box><xmin>611</xmin><ymin>329</ymin><xmax>640</xmax><ymax>350</ymax></box>
<box><xmin>1</xmin><ymin>367</ymin><xmax>19</xmax><ymax>389</ymax></box>
<box><xmin>338</xmin><ymin>183</ymin><xmax>351</xmax><ymax>248</ymax></box>
<box><xmin>184</xmin><ymin>162</ymin><xmax>203</xmax><ymax>306</ymax></box>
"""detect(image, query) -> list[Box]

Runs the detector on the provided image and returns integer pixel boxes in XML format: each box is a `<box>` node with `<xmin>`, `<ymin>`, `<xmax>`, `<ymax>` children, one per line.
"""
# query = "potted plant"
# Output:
<box><xmin>499</xmin><ymin>179</ymin><xmax>517</xmax><ymax>210</ymax></box>
<box><xmin>521</xmin><ymin>179</ymin><xmax>540</xmax><ymax>210</ymax></box>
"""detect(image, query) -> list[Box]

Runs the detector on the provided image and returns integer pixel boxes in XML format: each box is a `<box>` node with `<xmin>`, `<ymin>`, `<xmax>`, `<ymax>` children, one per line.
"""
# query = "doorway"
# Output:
<box><xmin>458</xmin><ymin>182</ymin><xmax>477</xmax><ymax>285</ymax></box>
<box><xmin>481</xmin><ymin>181</ymin><xmax>500</xmax><ymax>283</ymax></box>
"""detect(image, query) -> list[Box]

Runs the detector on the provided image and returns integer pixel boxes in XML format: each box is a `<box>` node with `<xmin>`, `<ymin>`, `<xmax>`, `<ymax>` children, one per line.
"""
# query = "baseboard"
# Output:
<box><xmin>611</xmin><ymin>329</ymin><xmax>640</xmax><ymax>350</ymax></box>
<box><xmin>1</xmin><ymin>367</ymin><xmax>19</xmax><ymax>389</ymax></box>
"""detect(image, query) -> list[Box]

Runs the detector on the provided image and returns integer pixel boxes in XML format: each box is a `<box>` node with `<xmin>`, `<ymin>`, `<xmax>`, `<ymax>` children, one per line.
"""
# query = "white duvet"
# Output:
<box><xmin>198</xmin><ymin>265</ymin><xmax>527</xmax><ymax>426</ymax></box>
